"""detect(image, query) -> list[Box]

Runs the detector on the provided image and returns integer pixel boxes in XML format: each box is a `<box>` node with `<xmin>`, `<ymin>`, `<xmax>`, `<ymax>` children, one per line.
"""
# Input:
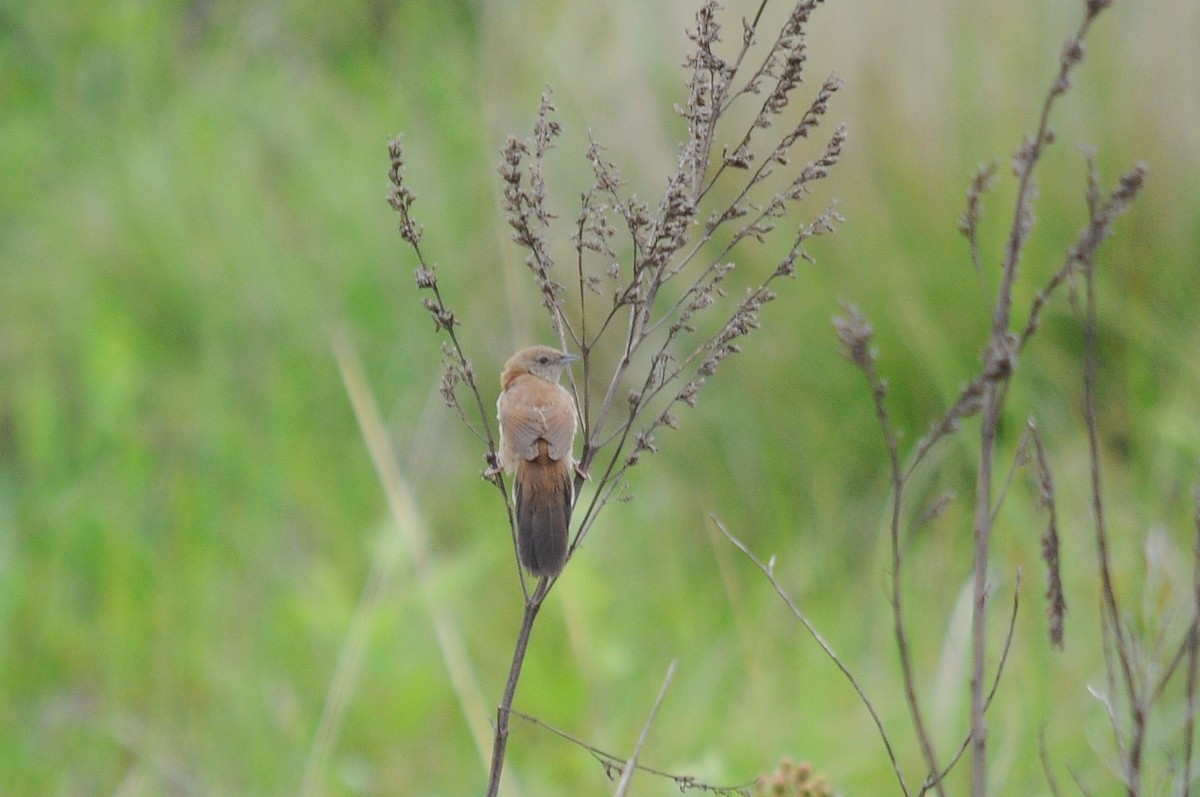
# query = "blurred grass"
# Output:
<box><xmin>2</xmin><ymin>0</ymin><xmax>1198</xmax><ymax>794</ymax></box>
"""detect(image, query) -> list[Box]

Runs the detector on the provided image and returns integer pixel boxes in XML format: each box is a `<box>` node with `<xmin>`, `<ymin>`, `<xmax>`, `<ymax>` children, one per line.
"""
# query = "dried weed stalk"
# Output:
<box><xmin>388</xmin><ymin>1</ymin><xmax>843</xmax><ymax>794</ymax></box>
<box><xmin>828</xmin><ymin>0</ymin><xmax>1149</xmax><ymax>795</ymax></box>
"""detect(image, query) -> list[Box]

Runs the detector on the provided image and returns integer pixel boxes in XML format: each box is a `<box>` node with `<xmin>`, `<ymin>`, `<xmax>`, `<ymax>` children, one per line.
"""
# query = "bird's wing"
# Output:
<box><xmin>499</xmin><ymin>377</ymin><xmax>576</xmax><ymax>463</ymax></box>
<box><xmin>498</xmin><ymin>378</ymin><xmax>548</xmax><ymax>461</ymax></box>
<box><xmin>541</xmin><ymin>385</ymin><xmax>577</xmax><ymax>463</ymax></box>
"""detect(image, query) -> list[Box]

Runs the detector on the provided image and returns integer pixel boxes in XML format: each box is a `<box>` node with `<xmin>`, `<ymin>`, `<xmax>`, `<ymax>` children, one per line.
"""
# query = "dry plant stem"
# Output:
<box><xmin>960</xmin><ymin>161</ymin><xmax>999</xmax><ymax>302</ymax></box>
<box><xmin>857</xmin><ymin>332</ymin><xmax>945</xmax><ymax>797</ymax></box>
<box><xmin>969</xmin><ymin>385</ymin><xmax>999</xmax><ymax>797</ymax></box>
<box><xmin>508</xmin><ymin>710</ymin><xmax>754</xmax><ymax>795</ymax></box>
<box><xmin>613</xmin><ymin>660</ymin><xmax>678</xmax><ymax>797</ymax></box>
<box><xmin>389</xmin><ymin>139</ymin><xmax>535</xmax><ymax>606</ymax></box>
<box><xmin>969</xmin><ymin>7</ymin><xmax>1110</xmax><ymax>793</ymax></box>
<box><xmin>332</xmin><ymin>332</ymin><xmax>497</xmax><ymax>787</ymax></box>
<box><xmin>715</xmin><ymin>515</ymin><xmax>910</xmax><ymax>797</ymax></box>
<box><xmin>922</xmin><ymin>573</ymin><xmax>1021</xmax><ymax>796</ymax></box>
<box><xmin>833</xmin><ymin>305</ymin><xmax>947</xmax><ymax>794</ymax></box>
<box><xmin>1093</xmin><ymin>617</ymin><xmax>1128</xmax><ymax>763</ymax></box>
<box><xmin>1082</xmin><ymin>252</ymin><xmax>1144</xmax><ymax>795</ymax></box>
<box><xmin>1038</xmin><ymin>728</ymin><xmax>1065</xmax><ymax>797</ymax></box>
<box><xmin>1184</xmin><ymin>492</ymin><xmax>1200</xmax><ymax>797</ymax></box>
<box><xmin>487</xmin><ymin>577</ymin><xmax>551</xmax><ymax>797</ymax></box>
<box><xmin>569</xmin><ymin>96</ymin><xmax>843</xmax><ymax>555</ymax></box>
<box><xmin>1071</xmin><ymin>149</ymin><xmax>1153</xmax><ymax>793</ymax></box>
<box><xmin>1152</xmin><ymin>624</ymin><xmax>1197</xmax><ymax>704</ymax></box>
<box><xmin>1028</xmin><ymin>421</ymin><xmax>1066</xmax><ymax>649</ymax></box>
<box><xmin>997</xmin><ymin>6</ymin><xmax>1102</xmax><ymax>331</ymax></box>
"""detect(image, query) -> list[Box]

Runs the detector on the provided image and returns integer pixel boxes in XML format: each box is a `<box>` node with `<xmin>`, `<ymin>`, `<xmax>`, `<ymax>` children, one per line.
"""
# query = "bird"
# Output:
<box><xmin>494</xmin><ymin>345</ymin><xmax>580</xmax><ymax>578</ymax></box>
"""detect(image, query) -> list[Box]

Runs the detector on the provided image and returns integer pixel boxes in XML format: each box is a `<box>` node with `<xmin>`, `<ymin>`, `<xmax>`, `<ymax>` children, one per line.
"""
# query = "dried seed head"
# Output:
<box><xmin>414</xmin><ymin>265</ymin><xmax>437</xmax><ymax>289</ymax></box>
<box><xmin>833</xmin><ymin>303</ymin><xmax>875</xmax><ymax>368</ymax></box>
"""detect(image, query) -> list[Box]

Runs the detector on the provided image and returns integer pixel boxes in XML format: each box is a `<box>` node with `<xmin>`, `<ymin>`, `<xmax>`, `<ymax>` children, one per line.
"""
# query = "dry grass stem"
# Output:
<box><xmin>612</xmin><ymin>660</ymin><xmax>678</xmax><ymax>797</ymax></box>
<box><xmin>1183</xmin><ymin>489</ymin><xmax>1200</xmax><ymax>795</ymax></box>
<box><xmin>508</xmin><ymin>710</ymin><xmax>755</xmax><ymax>795</ymax></box>
<box><xmin>714</xmin><ymin>514</ymin><xmax>909</xmax><ymax>797</ymax></box>
<box><xmin>827</xmin><ymin>1</ymin><xmax>1150</xmax><ymax>794</ymax></box>
<box><xmin>834</xmin><ymin>301</ymin><xmax>944</xmax><ymax>796</ymax></box>
<box><xmin>324</xmin><ymin>331</ymin><xmax>497</xmax><ymax>793</ymax></box>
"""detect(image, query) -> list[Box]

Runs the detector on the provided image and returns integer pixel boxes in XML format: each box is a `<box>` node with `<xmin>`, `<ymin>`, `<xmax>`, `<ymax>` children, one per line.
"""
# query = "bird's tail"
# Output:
<box><xmin>513</xmin><ymin>444</ymin><xmax>573</xmax><ymax>578</ymax></box>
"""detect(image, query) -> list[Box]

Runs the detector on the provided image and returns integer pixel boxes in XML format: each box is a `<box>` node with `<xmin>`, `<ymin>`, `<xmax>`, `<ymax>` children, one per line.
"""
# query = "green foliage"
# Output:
<box><xmin>2</xmin><ymin>0</ymin><xmax>1197</xmax><ymax>794</ymax></box>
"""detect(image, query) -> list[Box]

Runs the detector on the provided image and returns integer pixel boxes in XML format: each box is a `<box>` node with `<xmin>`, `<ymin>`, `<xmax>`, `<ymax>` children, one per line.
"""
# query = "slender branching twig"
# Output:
<box><xmin>1027</xmin><ymin>420</ymin><xmax>1066</xmax><ymax>650</ymax></box>
<box><xmin>329</xmin><ymin>332</ymin><xmax>499</xmax><ymax>792</ymax></box>
<box><xmin>922</xmin><ymin>573</ymin><xmax>1022</xmax><ymax>796</ymax></box>
<box><xmin>486</xmin><ymin>578</ymin><xmax>549</xmax><ymax>796</ymax></box>
<box><xmin>1184</xmin><ymin>489</ymin><xmax>1200</xmax><ymax>796</ymax></box>
<box><xmin>967</xmin><ymin>5</ymin><xmax>1113</xmax><ymax>788</ymax></box>
<box><xmin>833</xmin><ymin>303</ymin><xmax>943</xmax><ymax>797</ymax></box>
<box><xmin>823</xmin><ymin>2</ymin><xmax>1147</xmax><ymax>794</ymax></box>
<box><xmin>960</xmin><ymin>4</ymin><xmax>1135</xmax><ymax>792</ymax></box>
<box><xmin>1039</xmin><ymin>727</ymin><xmax>1065</xmax><ymax>797</ymax></box>
<box><xmin>508</xmin><ymin>709</ymin><xmax>756</xmax><ymax>796</ymax></box>
<box><xmin>714</xmin><ymin>515</ymin><xmax>910</xmax><ymax>797</ymax></box>
<box><xmin>1077</xmin><ymin>150</ymin><xmax>1149</xmax><ymax>795</ymax></box>
<box><xmin>613</xmin><ymin>660</ymin><xmax>678</xmax><ymax>797</ymax></box>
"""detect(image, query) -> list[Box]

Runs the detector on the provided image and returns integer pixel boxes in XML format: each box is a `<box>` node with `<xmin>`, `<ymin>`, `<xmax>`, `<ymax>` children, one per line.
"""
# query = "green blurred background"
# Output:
<box><xmin>3</xmin><ymin>0</ymin><xmax>1198</xmax><ymax>794</ymax></box>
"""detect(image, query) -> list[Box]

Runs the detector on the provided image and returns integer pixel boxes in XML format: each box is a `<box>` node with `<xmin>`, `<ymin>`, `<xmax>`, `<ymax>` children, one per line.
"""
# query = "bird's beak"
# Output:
<box><xmin>559</xmin><ymin>353</ymin><xmax>580</xmax><ymax>364</ymax></box>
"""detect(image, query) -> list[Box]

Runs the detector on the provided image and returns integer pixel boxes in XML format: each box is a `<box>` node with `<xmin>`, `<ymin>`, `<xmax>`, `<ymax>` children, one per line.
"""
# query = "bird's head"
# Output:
<box><xmin>503</xmin><ymin>345</ymin><xmax>579</xmax><ymax>385</ymax></box>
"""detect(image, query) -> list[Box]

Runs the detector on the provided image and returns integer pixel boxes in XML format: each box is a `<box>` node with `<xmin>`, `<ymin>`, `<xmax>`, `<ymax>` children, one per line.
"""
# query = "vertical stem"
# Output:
<box><xmin>1082</xmin><ymin>255</ymin><xmax>1142</xmax><ymax>794</ymax></box>
<box><xmin>1186</xmin><ymin>627</ymin><xmax>1199</xmax><ymax>797</ymax></box>
<box><xmin>971</xmin><ymin>384</ymin><xmax>1000</xmax><ymax>797</ymax></box>
<box><xmin>1184</xmin><ymin>494</ymin><xmax>1200</xmax><ymax>797</ymax></box>
<box><xmin>870</xmin><ymin>373</ymin><xmax>943</xmax><ymax>796</ymax></box>
<box><xmin>486</xmin><ymin>580</ymin><xmax>549</xmax><ymax>797</ymax></box>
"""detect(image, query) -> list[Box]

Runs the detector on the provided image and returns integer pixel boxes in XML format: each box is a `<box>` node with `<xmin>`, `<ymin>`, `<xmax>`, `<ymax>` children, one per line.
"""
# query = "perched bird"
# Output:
<box><xmin>495</xmin><ymin>345</ymin><xmax>579</xmax><ymax>578</ymax></box>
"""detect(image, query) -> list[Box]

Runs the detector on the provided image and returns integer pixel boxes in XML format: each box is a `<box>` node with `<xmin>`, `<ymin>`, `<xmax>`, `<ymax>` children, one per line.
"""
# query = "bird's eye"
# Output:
<box><xmin>538</xmin><ymin>356</ymin><xmax>550</xmax><ymax>364</ymax></box>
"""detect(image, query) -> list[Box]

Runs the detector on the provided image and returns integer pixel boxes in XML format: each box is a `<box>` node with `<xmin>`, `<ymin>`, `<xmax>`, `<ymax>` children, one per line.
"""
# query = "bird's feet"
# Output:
<box><xmin>482</xmin><ymin>452</ymin><xmax>503</xmax><ymax>481</ymax></box>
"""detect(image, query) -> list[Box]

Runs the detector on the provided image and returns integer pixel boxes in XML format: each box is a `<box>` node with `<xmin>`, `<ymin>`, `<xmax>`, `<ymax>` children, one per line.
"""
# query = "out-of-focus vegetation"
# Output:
<box><xmin>2</xmin><ymin>0</ymin><xmax>1197</xmax><ymax>794</ymax></box>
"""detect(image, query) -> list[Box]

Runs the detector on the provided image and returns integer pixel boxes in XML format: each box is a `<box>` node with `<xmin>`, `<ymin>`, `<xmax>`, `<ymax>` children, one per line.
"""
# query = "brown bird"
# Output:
<box><xmin>495</xmin><ymin>345</ymin><xmax>579</xmax><ymax>578</ymax></box>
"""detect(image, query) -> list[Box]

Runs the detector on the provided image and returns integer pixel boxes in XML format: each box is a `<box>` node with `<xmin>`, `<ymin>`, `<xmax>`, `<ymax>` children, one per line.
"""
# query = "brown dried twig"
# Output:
<box><xmin>833</xmin><ymin>303</ymin><xmax>940</xmax><ymax>797</ymax></box>
<box><xmin>1078</xmin><ymin>153</ymin><xmax>1149</xmax><ymax>793</ymax></box>
<box><xmin>826</xmin><ymin>2</ymin><xmax>1142</xmax><ymax>795</ymax></box>
<box><xmin>966</xmin><ymin>4</ymin><xmax>1128</xmax><ymax>792</ymax></box>
<box><xmin>715</xmin><ymin>514</ymin><xmax>910</xmax><ymax>797</ymax></box>
<box><xmin>508</xmin><ymin>709</ymin><xmax>756</xmax><ymax>796</ymax></box>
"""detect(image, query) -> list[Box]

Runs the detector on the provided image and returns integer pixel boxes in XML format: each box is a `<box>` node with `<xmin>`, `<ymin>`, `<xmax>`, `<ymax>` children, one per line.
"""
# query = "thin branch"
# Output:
<box><xmin>1182</xmin><ymin>487</ymin><xmax>1200</xmax><ymax>796</ymax></box>
<box><xmin>613</xmin><ymin>660</ymin><xmax>678</xmax><ymax>797</ymax></box>
<box><xmin>389</xmin><ymin>138</ymin><xmax>500</xmax><ymax>462</ymax></box>
<box><xmin>509</xmin><ymin>710</ymin><xmax>756</xmax><ymax>795</ymax></box>
<box><xmin>715</xmin><ymin>515</ymin><xmax>910</xmax><ymax>797</ymax></box>
<box><xmin>486</xmin><ymin>579</ymin><xmax>551</xmax><ymax>797</ymax></box>
<box><xmin>996</xmin><ymin>7</ymin><xmax>1100</xmax><ymax>337</ymax></box>
<box><xmin>959</xmin><ymin>160</ymin><xmax>999</xmax><ymax>303</ymax></box>
<box><xmin>922</xmin><ymin>571</ymin><xmax>1022</xmax><ymax>795</ymax></box>
<box><xmin>989</xmin><ymin>422</ymin><xmax>1033</xmax><ymax>526</ymax></box>
<box><xmin>1039</xmin><ymin>727</ymin><xmax>1065</xmax><ymax>797</ymax></box>
<box><xmin>1028</xmin><ymin>421</ymin><xmax>1066</xmax><ymax>649</ymax></box>
<box><xmin>970</xmin><ymin>370</ymin><xmax>1002</xmax><ymax>797</ymax></box>
<box><xmin>328</xmin><ymin>332</ymin><xmax>495</xmax><ymax>791</ymax></box>
<box><xmin>1081</xmin><ymin>170</ymin><xmax>1142</xmax><ymax>796</ymax></box>
<box><xmin>966</xmin><ymin>7</ymin><xmax>1115</xmax><ymax>791</ymax></box>
<box><xmin>833</xmin><ymin>304</ymin><xmax>941</xmax><ymax>797</ymax></box>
